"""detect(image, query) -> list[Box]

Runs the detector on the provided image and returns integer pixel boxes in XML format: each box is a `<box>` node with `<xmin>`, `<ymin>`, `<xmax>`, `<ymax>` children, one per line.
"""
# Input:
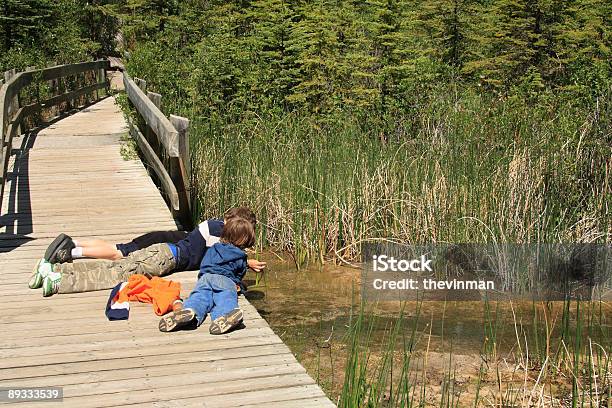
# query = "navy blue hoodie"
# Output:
<box><xmin>175</xmin><ymin>219</ymin><xmax>224</xmax><ymax>271</ymax></box>
<box><xmin>198</xmin><ymin>242</ymin><xmax>247</xmax><ymax>286</ymax></box>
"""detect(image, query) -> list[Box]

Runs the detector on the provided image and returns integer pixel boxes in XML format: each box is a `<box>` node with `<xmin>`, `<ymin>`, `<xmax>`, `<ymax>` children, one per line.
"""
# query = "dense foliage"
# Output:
<box><xmin>116</xmin><ymin>0</ymin><xmax>610</xmax><ymax>114</ymax></box>
<box><xmin>0</xmin><ymin>0</ymin><xmax>120</xmax><ymax>71</ymax></box>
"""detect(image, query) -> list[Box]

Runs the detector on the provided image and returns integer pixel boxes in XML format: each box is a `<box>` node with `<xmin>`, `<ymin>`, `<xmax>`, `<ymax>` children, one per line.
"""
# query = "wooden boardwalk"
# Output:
<box><xmin>0</xmin><ymin>96</ymin><xmax>335</xmax><ymax>407</ymax></box>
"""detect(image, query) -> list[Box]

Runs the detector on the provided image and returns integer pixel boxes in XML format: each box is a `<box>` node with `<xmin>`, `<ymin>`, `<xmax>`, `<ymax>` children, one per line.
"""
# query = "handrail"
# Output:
<box><xmin>122</xmin><ymin>72</ymin><xmax>192</xmax><ymax>228</ymax></box>
<box><xmin>123</xmin><ymin>72</ymin><xmax>178</xmax><ymax>157</ymax></box>
<box><xmin>0</xmin><ymin>59</ymin><xmax>110</xmax><ymax>210</ymax></box>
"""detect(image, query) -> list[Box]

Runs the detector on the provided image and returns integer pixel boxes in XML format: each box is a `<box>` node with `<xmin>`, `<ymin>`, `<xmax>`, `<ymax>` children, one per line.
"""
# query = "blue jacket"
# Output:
<box><xmin>198</xmin><ymin>242</ymin><xmax>247</xmax><ymax>286</ymax></box>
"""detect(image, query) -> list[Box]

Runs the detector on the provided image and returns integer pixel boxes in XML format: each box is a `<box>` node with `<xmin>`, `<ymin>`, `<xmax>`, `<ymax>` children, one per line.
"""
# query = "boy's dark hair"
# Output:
<box><xmin>221</xmin><ymin>216</ymin><xmax>256</xmax><ymax>249</ymax></box>
<box><xmin>224</xmin><ymin>207</ymin><xmax>256</xmax><ymax>227</ymax></box>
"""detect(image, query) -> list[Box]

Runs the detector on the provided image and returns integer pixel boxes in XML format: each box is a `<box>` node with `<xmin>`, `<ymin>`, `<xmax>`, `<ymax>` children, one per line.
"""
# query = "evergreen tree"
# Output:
<box><xmin>0</xmin><ymin>0</ymin><xmax>53</xmax><ymax>50</ymax></box>
<box><xmin>368</xmin><ymin>0</ymin><xmax>410</xmax><ymax>111</ymax></box>
<box><xmin>247</xmin><ymin>0</ymin><xmax>297</xmax><ymax>110</ymax></box>
<box><xmin>285</xmin><ymin>0</ymin><xmax>340</xmax><ymax>112</ymax></box>
<box><xmin>414</xmin><ymin>0</ymin><xmax>472</xmax><ymax>68</ymax></box>
<box><xmin>552</xmin><ymin>0</ymin><xmax>610</xmax><ymax>93</ymax></box>
<box><xmin>332</xmin><ymin>0</ymin><xmax>378</xmax><ymax>110</ymax></box>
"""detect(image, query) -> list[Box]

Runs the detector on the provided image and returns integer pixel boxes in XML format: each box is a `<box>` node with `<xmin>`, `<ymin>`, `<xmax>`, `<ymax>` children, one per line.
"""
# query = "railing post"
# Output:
<box><xmin>0</xmin><ymin>77</ymin><xmax>5</xmax><ymax>209</ymax></box>
<box><xmin>170</xmin><ymin>114</ymin><xmax>192</xmax><ymax>228</ymax></box>
<box><xmin>146</xmin><ymin>91</ymin><xmax>162</xmax><ymax>155</ymax></box>
<box><xmin>46</xmin><ymin>62</ymin><xmax>57</xmax><ymax>117</ymax></box>
<box><xmin>25</xmin><ymin>66</ymin><xmax>38</xmax><ymax>128</ymax></box>
<box><xmin>132</xmin><ymin>77</ymin><xmax>148</xmax><ymax>144</ymax></box>
<box><xmin>4</xmin><ymin>69</ymin><xmax>20</xmax><ymax>135</ymax></box>
<box><xmin>134</xmin><ymin>77</ymin><xmax>147</xmax><ymax>93</ymax></box>
<box><xmin>96</xmin><ymin>66</ymin><xmax>107</xmax><ymax>100</ymax></box>
<box><xmin>66</xmin><ymin>73</ymin><xmax>74</xmax><ymax>111</ymax></box>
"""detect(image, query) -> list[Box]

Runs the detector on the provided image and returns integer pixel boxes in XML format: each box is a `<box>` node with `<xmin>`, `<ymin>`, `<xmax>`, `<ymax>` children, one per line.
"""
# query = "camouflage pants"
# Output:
<box><xmin>56</xmin><ymin>243</ymin><xmax>176</xmax><ymax>294</ymax></box>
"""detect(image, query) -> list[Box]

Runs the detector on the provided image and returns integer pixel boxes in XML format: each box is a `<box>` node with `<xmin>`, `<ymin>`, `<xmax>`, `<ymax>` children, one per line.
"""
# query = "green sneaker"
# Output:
<box><xmin>42</xmin><ymin>272</ymin><xmax>62</xmax><ymax>297</ymax></box>
<box><xmin>209</xmin><ymin>308</ymin><xmax>244</xmax><ymax>335</ymax></box>
<box><xmin>28</xmin><ymin>259</ymin><xmax>54</xmax><ymax>289</ymax></box>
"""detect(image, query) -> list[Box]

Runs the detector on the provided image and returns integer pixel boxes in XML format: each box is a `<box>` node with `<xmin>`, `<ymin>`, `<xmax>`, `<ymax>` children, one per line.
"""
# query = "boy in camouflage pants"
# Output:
<box><xmin>28</xmin><ymin>207</ymin><xmax>265</xmax><ymax>296</ymax></box>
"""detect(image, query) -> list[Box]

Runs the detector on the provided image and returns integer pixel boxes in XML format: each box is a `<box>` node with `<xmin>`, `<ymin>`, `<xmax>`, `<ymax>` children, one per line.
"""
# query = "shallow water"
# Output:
<box><xmin>244</xmin><ymin>255</ymin><xmax>611</xmax><ymax>401</ymax></box>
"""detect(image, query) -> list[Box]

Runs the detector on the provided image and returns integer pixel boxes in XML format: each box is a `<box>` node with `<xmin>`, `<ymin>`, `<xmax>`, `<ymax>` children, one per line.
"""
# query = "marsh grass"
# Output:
<box><xmin>334</xmin><ymin>299</ymin><xmax>610</xmax><ymax>407</ymax></box>
<box><xmin>117</xmin><ymin>67</ymin><xmax>609</xmax><ymax>265</ymax></box>
<box><xmin>168</xmin><ymin>88</ymin><xmax>610</xmax><ymax>265</ymax></box>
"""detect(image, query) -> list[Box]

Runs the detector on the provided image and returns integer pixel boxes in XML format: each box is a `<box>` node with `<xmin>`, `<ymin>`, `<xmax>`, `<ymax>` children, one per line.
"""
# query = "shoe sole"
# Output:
<box><xmin>28</xmin><ymin>259</ymin><xmax>43</xmax><ymax>289</ymax></box>
<box><xmin>51</xmin><ymin>249</ymin><xmax>73</xmax><ymax>264</ymax></box>
<box><xmin>44</xmin><ymin>234</ymin><xmax>71</xmax><ymax>262</ymax></box>
<box><xmin>210</xmin><ymin>309</ymin><xmax>244</xmax><ymax>335</ymax></box>
<box><xmin>159</xmin><ymin>309</ymin><xmax>195</xmax><ymax>332</ymax></box>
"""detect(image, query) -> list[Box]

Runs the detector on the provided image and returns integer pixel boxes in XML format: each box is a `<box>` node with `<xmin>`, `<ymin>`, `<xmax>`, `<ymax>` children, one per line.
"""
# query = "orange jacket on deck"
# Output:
<box><xmin>114</xmin><ymin>275</ymin><xmax>181</xmax><ymax>316</ymax></box>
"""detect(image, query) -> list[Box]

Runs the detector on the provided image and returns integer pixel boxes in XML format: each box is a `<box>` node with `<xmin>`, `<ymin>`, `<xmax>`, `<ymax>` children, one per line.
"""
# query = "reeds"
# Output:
<box><xmin>180</xmin><ymin>88</ymin><xmax>611</xmax><ymax>264</ymax></box>
<box><xmin>336</xmin><ymin>299</ymin><xmax>610</xmax><ymax>407</ymax></box>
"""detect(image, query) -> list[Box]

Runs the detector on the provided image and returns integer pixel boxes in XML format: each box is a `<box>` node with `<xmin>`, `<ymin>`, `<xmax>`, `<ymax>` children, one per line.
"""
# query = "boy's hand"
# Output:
<box><xmin>247</xmin><ymin>258</ymin><xmax>267</xmax><ymax>272</ymax></box>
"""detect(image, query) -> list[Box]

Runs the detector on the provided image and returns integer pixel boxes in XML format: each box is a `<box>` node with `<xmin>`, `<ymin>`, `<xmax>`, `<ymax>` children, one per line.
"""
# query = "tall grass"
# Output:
<box><xmin>121</xmin><ymin>51</ymin><xmax>610</xmax><ymax>264</ymax></box>
<box><xmin>178</xmin><ymin>88</ymin><xmax>610</xmax><ymax>264</ymax></box>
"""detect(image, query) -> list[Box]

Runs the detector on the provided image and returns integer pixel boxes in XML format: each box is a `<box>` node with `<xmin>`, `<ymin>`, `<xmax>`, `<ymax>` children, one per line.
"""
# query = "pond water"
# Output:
<box><xmin>243</xmin><ymin>254</ymin><xmax>611</xmax><ymax>403</ymax></box>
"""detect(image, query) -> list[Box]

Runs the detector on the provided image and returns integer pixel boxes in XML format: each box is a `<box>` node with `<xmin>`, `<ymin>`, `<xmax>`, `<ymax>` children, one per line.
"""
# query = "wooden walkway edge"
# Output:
<box><xmin>0</xmin><ymin>96</ymin><xmax>335</xmax><ymax>407</ymax></box>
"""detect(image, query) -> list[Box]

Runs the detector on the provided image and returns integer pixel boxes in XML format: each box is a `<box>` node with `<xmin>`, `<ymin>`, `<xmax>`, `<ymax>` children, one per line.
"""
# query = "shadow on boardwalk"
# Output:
<box><xmin>0</xmin><ymin>99</ymin><xmax>109</xmax><ymax>251</ymax></box>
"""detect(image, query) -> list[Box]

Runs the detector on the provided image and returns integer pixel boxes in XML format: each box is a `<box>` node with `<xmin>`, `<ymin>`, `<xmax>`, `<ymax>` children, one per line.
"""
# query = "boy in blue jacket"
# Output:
<box><xmin>159</xmin><ymin>215</ymin><xmax>256</xmax><ymax>334</ymax></box>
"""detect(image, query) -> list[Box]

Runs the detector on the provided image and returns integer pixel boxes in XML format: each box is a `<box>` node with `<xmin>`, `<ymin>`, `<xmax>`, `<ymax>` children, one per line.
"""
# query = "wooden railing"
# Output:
<box><xmin>122</xmin><ymin>72</ymin><xmax>192</xmax><ymax>228</ymax></box>
<box><xmin>0</xmin><ymin>59</ymin><xmax>110</xmax><ymax>210</ymax></box>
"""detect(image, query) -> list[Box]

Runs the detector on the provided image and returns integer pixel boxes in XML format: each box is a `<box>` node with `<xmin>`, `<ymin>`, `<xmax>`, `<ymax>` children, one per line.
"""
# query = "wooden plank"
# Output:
<box><xmin>0</xmin><ymin>306</ymin><xmax>263</xmax><ymax>336</ymax></box>
<box><xmin>0</xmin><ymin>326</ymin><xmax>276</xmax><ymax>359</ymax></box>
<box><xmin>182</xmin><ymin>386</ymin><xmax>334</xmax><ymax>408</ymax></box>
<box><xmin>0</xmin><ymin>212</ymin><xmax>176</xmax><ymax>226</ymax></box>
<box><xmin>0</xmin><ymin>314</ymin><xmax>267</xmax><ymax>345</ymax></box>
<box><xmin>0</xmin><ymin>344</ymin><xmax>289</xmax><ymax>381</ymax></box>
<box><xmin>118</xmin><ymin>385</ymin><xmax>331</xmax><ymax>408</ymax></box>
<box><xmin>237</xmin><ymin>396</ymin><xmax>337</xmax><ymax>408</ymax></box>
<box><xmin>20</xmin><ymin>371</ymin><xmax>315</xmax><ymax>408</ymax></box>
<box><xmin>128</xmin><ymin>117</ymin><xmax>179</xmax><ymax>210</ymax></box>
<box><xmin>0</xmin><ymin>353</ymin><xmax>298</xmax><ymax>387</ymax></box>
<box><xmin>0</xmin><ymin>332</ymin><xmax>283</xmax><ymax>370</ymax></box>
<box><xmin>0</xmin><ymin>298</ymin><xmax>259</xmax><ymax>328</ymax></box>
<box><xmin>0</xmin><ymin>223</ymin><xmax>178</xmax><ymax>239</ymax></box>
<box><xmin>123</xmin><ymin>72</ymin><xmax>178</xmax><ymax>157</ymax></box>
